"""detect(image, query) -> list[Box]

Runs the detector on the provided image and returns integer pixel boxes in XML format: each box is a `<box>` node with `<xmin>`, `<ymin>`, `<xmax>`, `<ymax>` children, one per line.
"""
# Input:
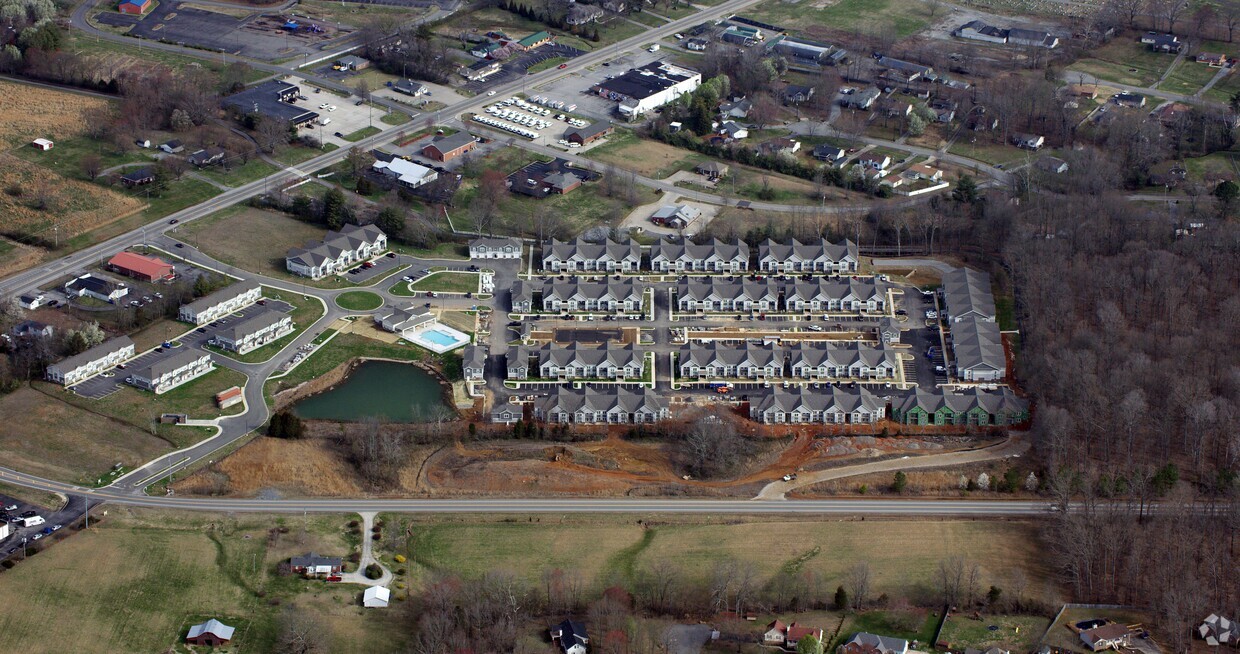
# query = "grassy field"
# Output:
<box><xmin>585</xmin><ymin>129</ymin><xmax>710</xmax><ymax>178</ymax></box>
<box><xmin>939</xmin><ymin>614</ymin><xmax>1051</xmax><ymax>653</ymax></box>
<box><xmin>195</xmin><ymin>158</ymin><xmax>279</xmax><ymax>187</ymax></box>
<box><xmin>60</xmin><ymin>31</ymin><xmax>270</xmax><ymax>83</ymax></box>
<box><xmin>408</xmin><ymin>271</ymin><xmax>479</xmax><ymax>293</ymax></box>
<box><xmin>265</xmin><ymin>331</ymin><xmax>425</xmax><ymax>398</ymax></box>
<box><xmin>748</xmin><ymin>0</ymin><xmax>931</xmax><ymax>40</ymax></box>
<box><xmin>947</xmin><ymin>139</ymin><xmax>1027</xmax><ymax>168</ymax></box>
<box><xmin>1204</xmin><ymin>69</ymin><xmax>1240</xmax><ymax>104</ymax></box>
<box><xmin>1182</xmin><ymin>150</ymin><xmax>1239</xmax><ymax>182</ymax></box>
<box><xmin>0</xmin><ymin>385</ymin><xmax>173</xmax><ymax>484</ymax></box>
<box><xmin>526</xmin><ymin>56</ymin><xmax>570</xmax><ymax>73</ymax></box>
<box><xmin>207</xmin><ymin>288</ymin><xmax>326</xmax><ymax>364</ymax></box>
<box><xmin>1157</xmin><ymin>59</ymin><xmax>1220</xmax><ymax>96</ymax></box>
<box><xmin>0</xmin><ymin>80</ymin><xmax>114</xmax><ymax>150</ymax></box>
<box><xmin>1066</xmin><ymin>40</ymin><xmax>1174</xmax><ymax>88</ymax></box>
<box><xmin>34</xmin><ymin>365</ymin><xmax>247</xmax><ymax>448</ymax></box>
<box><xmin>0</xmin><ymin>153</ymin><xmax>147</xmax><ymax>245</ymax></box>
<box><xmin>0</xmin><ymin>509</ymin><xmax>408</xmax><ymax>654</ymax></box>
<box><xmin>401</xmin><ymin>516</ymin><xmax>1056</xmax><ymax>602</ymax></box>
<box><xmin>341</xmin><ymin>126</ymin><xmax>382</xmax><ymax>142</ymax></box>
<box><xmin>335</xmin><ymin>290</ymin><xmax>383</xmax><ymax>310</ymax></box>
<box><xmin>8</xmin><ymin>135</ymin><xmax>151</xmax><ymax>182</ymax></box>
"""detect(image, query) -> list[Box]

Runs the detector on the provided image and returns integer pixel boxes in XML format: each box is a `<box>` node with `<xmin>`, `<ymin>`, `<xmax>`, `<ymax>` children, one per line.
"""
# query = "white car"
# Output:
<box><xmin>3</xmin><ymin>504</ymin><xmax>15</xmax><ymax>511</ymax></box>
<box><xmin>51</xmin><ymin>524</ymin><xmax>61</xmax><ymax>532</ymax></box>
<box><xmin>925</xmin><ymin>310</ymin><xmax>938</xmax><ymax>319</ymax></box>
<box><xmin>318</xmin><ymin>103</ymin><xmax>329</xmax><ymax>109</ymax></box>
<box><xmin>328</xmin><ymin>105</ymin><xmax>337</xmax><ymax>112</ymax></box>
<box><xmin>32</xmin><ymin>533</ymin><xmax>42</xmax><ymax>541</ymax></box>
<box><xmin>487</xmin><ymin>90</ymin><xmax>497</xmax><ymax>96</ymax></box>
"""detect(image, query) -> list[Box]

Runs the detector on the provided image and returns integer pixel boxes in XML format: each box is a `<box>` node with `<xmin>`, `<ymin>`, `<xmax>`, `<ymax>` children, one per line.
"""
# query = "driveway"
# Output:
<box><xmin>665</xmin><ymin>624</ymin><xmax>714</xmax><ymax>654</ymax></box>
<box><xmin>337</xmin><ymin>511</ymin><xmax>391</xmax><ymax>587</ymax></box>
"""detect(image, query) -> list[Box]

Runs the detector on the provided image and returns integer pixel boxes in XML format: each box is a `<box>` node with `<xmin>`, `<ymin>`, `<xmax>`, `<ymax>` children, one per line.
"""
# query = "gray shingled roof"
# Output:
<box><xmin>53</xmin><ymin>336</ymin><xmax>134</xmax><ymax>372</ymax></box>
<box><xmin>941</xmin><ymin>267</ymin><xmax>996</xmax><ymax>322</ymax></box>
<box><xmin>182</xmin><ymin>280</ymin><xmax>262</xmax><ymax>315</ymax></box>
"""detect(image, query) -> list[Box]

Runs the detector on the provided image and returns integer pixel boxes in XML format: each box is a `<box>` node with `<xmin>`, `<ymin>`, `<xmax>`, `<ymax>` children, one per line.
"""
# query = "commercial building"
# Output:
<box><xmin>64</xmin><ymin>273</ymin><xmax>129</xmax><ymax>304</ymax></box>
<box><xmin>213</xmin><ymin>310</ymin><xmax>294</xmax><ymax>354</ymax></box>
<box><xmin>106</xmin><ymin>251</ymin><xmax>175</xmax><ymax>283</ymax></box>
<box><xmin>535</xmin><ymin>386</ymin><xmax>669</xmax><ymax>424</ymax></box>
<box><xmin>179</xmin><ymin>280</ymin><xmax>263</xmax><ymax>325</ymax></box>
<box><xmin>422</xmin><ymin>132</ymin><xmax>477</xmax><ymax>162</ymax></box>
<box><xmin>372</xmin><ymin>157</ymin><xmax>438</xmax><ymax>189</ymax></box>
<box><xmin>222</xmin><ymin>80</ymin><xmax>318</xmax><ymax>127</ymax></box>
<box><xmin>127</xmin><ymin>349</ymin><xmax>215</xmax><ymax>394</ymax></box>
<box><xmin>593</xmin><ymin>61</ymin><xmax>702</xmax><ymax>118</ymax></box>
<box><xmin>374</xmin><ymin>304</ymin><xmax>435</xmax><ymax>333</ymax></box>
<box><xmin>286</xmin><ymin>223</ymin><xmax>388</xmax><ymax>279</ymax></box>
<box><xmin>564</xmin><ymin>122</ymin><xmax>614</xmax><ymax>146</ymax></box>
<box><xmin>45</xmin><ymin>336</ymin><xmax>136</xmax><ymax>386</ymax></box>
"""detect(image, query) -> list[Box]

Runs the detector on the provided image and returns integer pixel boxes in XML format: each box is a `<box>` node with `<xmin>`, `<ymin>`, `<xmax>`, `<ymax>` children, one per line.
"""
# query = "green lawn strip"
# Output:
<box><xmin>393</xmin><ymin>241</ymin><xmax>470</xmax><ymax>260</ymax></box>
<box><xmin>195</xmin><ymin>159</ymin><xmax>279</xmax><ymax>187</ymax></box>
<box><xmin>389</xmin><ymin>280</ymin><xmax>416</xmax><ymax>296</ymax></box>
<box><xmin>341</xmin><ymin>126</ymin><xmax>382</xmax><ymax>142</ymax></box>
<box><xmin>58</xmin><ymin>178</ymin><xmax>220</xmax><ymax>255</ymax></box>
<box><xmin>747</xmin><ymin>0</ymin><xmax>930</xmax><ymax>39</ymax></box>
<box><xmin>380</xmin><ymin>110</ymin><xmax>414</xmax><ymax>126</ymax></box>
<box><xmin>202</xmin><ymin>288</ymin><xmax>326</xmax><ymax>364</ymax></box>
<box><xmin>408</xmin><ymin>271</ymin><xmax>479</xmax><ymax>294</ymax></box>
<box><xmin>937</xmin><ymin>614</ymin><xmax>1050</xmax><ymax>653</ymax></box>
<box><xmin>526</xmin><ymin>56</ymin><xmax>570</xmax><ymax>73</ymax></box>
<box><xmin>1203</xmin><ymin>69</ymin><xmax>1240</xmax><ymax>104</ymax></box>
<box><xmin>844</xmin><ymin>609</ymin><xmax>939</xmax><ymax>644</ymax></box>
<box><xmin>335</xmin><ymin>290</ymin><xmax>384</xmax><ymax>310</ymax></box>
<box><xmin>628</xmin><ymin>11</ymin><xmax>665</xmax><ymax>26</ymax></box>
<box><xmin>1158</xmin><ymin>59</ymin><xmax>1219</xmax><ymax>96</ymax></box>
<box><xmin>265</xmin><ymin>331</ymin><xmax>425</xmax><ymax>398</ymax></box>
<box><xmin>270</xmin><ymin>143</ymin><xmax>339</xmax><ymax>167</ymax></box>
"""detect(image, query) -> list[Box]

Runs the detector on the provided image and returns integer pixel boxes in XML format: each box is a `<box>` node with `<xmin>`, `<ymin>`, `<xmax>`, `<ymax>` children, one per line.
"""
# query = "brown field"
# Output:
<box><xmin>0</xmin><ymin>385</ymin><xmax>173</xmax><ymax>484</ymax></box>
<box><xmin>173</xmin><ymin>436</ymin><xmax>368</xmax><ymax>497</ymax></box>
<box><xmin>0</xmin><ymin>154</ymin><xmax>145</xmax><ymax>243</ymax></box>
<box><xmin>172</xmin><ymin>206</ymin><xmax>329</xmax><ymax>278</ymax></box>
<box><xmin>0</xmin><ymin>235</ymin><xmax>42</xmax><ymax>278</ymax></box>
<box><xmin>0</xmin><ymin>80</ymin><xmax>111</xmax><ymax>149</ymax></box>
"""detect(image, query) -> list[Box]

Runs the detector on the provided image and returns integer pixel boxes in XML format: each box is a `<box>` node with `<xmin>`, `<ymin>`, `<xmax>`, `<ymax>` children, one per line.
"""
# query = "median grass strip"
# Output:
<box><xmin>341</xmin><ymin>126</ymin><xmax>382</xmax><ymax>142</ymax></box>
<box><xmin>335</xmin><ymin>290</ymin><xmax>384</xmax><ymax>310</ymax></box>
<box><xmin>408</xmin><ymin>271</ymin><xmax>479</xmax><ymax>294</ymax></box>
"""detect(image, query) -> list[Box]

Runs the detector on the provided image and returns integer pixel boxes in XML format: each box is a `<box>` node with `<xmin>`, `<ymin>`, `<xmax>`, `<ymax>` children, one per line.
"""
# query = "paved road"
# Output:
<box><xmin>1061</xmin><ymin>71</ymin><xmax>1223</xmax><ymax>107</ymax></box>
<box><xmin>871</xmin><ymin>258</ymin><xmax>957</xmax><ymax>274</ymax></box>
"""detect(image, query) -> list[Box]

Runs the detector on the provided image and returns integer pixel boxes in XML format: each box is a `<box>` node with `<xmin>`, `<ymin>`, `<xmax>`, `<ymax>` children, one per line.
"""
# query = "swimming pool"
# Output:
<box><xmin>423</xmin><ymin>329</ymin><xmax>462</xmax><ymax>347</ymax></box>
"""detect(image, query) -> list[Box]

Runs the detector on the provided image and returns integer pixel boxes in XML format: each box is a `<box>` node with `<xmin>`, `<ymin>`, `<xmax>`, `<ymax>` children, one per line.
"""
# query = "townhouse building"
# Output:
<box><xmin>179</xmin><ymin>280</ymin><xmax>262</xmax><ymax>325</ymax></box>
<box><xmin>941</xmin><ymin>267</ymin><xmax>996</xmax><ymax>323</ymax></box>
<box><xmin>540</xmin><ymin>280</ymin><xmax>642</xmax><ymax>313</ymax></box>
<box><xmin>534</xmin><ymin>386</ymin><xmax>669</xmax><ymax>424</ymax></box>
<box><xmin>127</xmin><ymin>349</ymin><xmax>215</xmax><ymax>394</ymax></box>
<box><xmin>213</xmin><ymin>310</ymin><xmax>294</xmax><ymax>354</ymax></box>
<box><xmin>469</xmin><ymin>237</ymin><xmax>523</xmax><ymax>259</ymax></box>
<box><xmin>649</xmin><ymin>238</ymin><xmax>749</xmax><ymax>273</ymax></box>
<box><xmin>786</xmin><ymin>343</ymin><xmax>899</xmax><ymax>380</ymax></box>
<box><xmin>678</xmin><ymin>342</ymin><xmax>782</xmax><ymax>380</ymax></box>
<box><xmin>891</xmin><ymin>387</ymin><xmax>1028</xmax><ymax>426</ymax></box>
<box><xmin>785</xmin><ymin>278</ymin><xmax>887</xmax><ymax>313</ymax></box>
<box><xmin>676</xmin><ymin>278</ymin><xmax>779</xmax><ymax>313</ymax></box>
<box><xmin>286</xmin><ymin>224</ymin><xmax>387</xmax><ymax>279</ymax></box>
<box><xmin>542</xmin><ymin>237</ymin><xmax>641</xmax><ymax>273</ymax></box>
<box><xmin>750</xmin><ymin>387</ymin><xmax>887</xmax><ymax>424</ymax></box>
<box><xmin>757</xmin><ymin>238</ymin><xmax>859</xmax><ymax>274</ymax></box>
<box><xmin>507</xmin><ymin>343</ymin><xmax>643</xmax><ymax>381</ymax></box>
<box><xmin>45</xmin><ymin>336</ymin><xmax>136</xmax><ymax>386</ymax></box>
<box><xmin>951</xmin><ymin>317</ymin><xmax>1006</xmax><ymax>381</ymax></box>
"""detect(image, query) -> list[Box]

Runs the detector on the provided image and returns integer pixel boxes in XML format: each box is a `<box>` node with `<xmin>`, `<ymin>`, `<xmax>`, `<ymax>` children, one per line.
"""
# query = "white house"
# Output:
<box><xmin>18</xmin><ymin>293</ymin><xmax>47</xmax><ymax>310</ymax></box>
<box><xmin>45</xmin><ymin>336</ymin><xmax>135</xmax><ymax>386</ymax></box>
<box><xmin>178</xmin><ymin>280</ymin><xmax>262</xmax><ymax>325</ymax></box>
<box><xmin>363</xmin><ymin>586</ymin><xmax>391</xmax><ymax>608</ymax></box>
<box><xmin>212</xmin><ymin>310</ymin><xmax>294</xmax><ymax>354</ymax></box>
<box><xmin>469</xmin><ymin>236</ymin><xmax>523</xmax><ymax>259</ymax></box>
<box><xmin>127</xmin><ymin>349</ymin><xmax>215</xmax><ymax>394</ymax></box>
<box><xmin>372</xmin><ymin>157</ymin><xmax>438</xmax><ymax>189</ymax></box>
<box><xmin>286</xmin><ymin>223</ymin><xmax>388</xmax><ymax>279</ymax></box>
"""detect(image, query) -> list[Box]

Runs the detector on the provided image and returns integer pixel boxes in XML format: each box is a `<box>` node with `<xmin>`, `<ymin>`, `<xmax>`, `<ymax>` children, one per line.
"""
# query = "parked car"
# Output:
<box><xmin>386</xmin><ymin>252</ymin><xmax>396</xmax><ymax>258</ymax></box>
<box><xmin>174</xmin><ymin>243</ymin><xmax>184</xmax><ymax>248</ymax></box>
<box><xmin>3</xmin><ymin>504</ymin><xmax>16</xmax><ymax>511</ymax></box>
<box><xmin>31</xmin><ymin>533</ymin><xmax>42</xmax><ymax>541</ymax></box>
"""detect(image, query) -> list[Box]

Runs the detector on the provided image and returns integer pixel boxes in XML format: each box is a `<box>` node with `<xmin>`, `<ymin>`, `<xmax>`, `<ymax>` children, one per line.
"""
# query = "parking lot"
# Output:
<box><xmin>346</xmin><ymin>251</ymin><xmax>406</xmax><ymax>284</ymax></box>
<box><xmin>296</xmin><ymin>85</ymin><xmax>397</xmax><ymax>148</ymax></box>
<box><xmin>70</xmin><ymin>299</ymin><xmax>290</xmax><ymax>398</ymax></box>
<box><xmin>461</xmin><ymin>43</ymin><xmax>588</xmax><ymax>94</ymax></box>
<box><xmin>112</xmin><ymin>3</ymin><xmax>351</xmax><ymax>62</ymax></box>
<box><xmin>0</xmin><ymin>493</ymin><xmax>88</xmax><ymax>561</ymax></box>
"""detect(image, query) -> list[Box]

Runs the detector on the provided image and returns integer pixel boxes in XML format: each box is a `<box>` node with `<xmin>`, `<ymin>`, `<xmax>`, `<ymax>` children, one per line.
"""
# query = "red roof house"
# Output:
<box><xmin>764</xmin><ymin>620</ymin><xmax>788</xmax><ymax>645</ymax></box>
<box><xmin>107</xmin><ymin>251</ymin><xmax>175</xmax><ymax>282</ymax></box>
<box><xmin>786</xmin><ymin>624</ymin><xmax>824</xmax><ymax>648</ymax></box>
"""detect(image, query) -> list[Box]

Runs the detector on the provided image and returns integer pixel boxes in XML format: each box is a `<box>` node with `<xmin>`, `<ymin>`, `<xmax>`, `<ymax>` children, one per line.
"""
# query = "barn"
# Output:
<box><xmin>186</xmin><ymin>619</ymin><xmax>235</xmax><ymax>647</ymax></box>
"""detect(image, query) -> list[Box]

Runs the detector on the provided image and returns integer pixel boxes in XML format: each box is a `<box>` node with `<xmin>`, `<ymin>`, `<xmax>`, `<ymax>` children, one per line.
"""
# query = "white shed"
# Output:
<box><xmin>363</xmin><ymin>586</ymin><xmax>390</xmax><ymax>608</ymax></box>
<box><xmin>31</xmin><ymin>138</ymin><xmax>53</xmax><ymax>151</ymax></box>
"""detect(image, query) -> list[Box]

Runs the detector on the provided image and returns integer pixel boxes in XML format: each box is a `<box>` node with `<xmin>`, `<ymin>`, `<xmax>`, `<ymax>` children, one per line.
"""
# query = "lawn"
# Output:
<box><xmin>265</xmin><ymin>331</ymin><xmax>425</xmax><ymax>398</ymax></box>
<box><xmin>1203</xmin><ymin>69</ymin><xmax>1240</xmax><ymax>104</ymax></box>
<box><xmin>335</xmin><ymin>290</ymin><xmax>384</xmax><ymax>310</ymax></box>
<box><xmin>380</xmin><ymin>110</ymin><xmax>414</xmax><ymax>126</ymax></box>
<box><xmin>8</xmin><ymin>135</ymin><xmax>151</xmax><ymax>182</ymax></box>
<box><xmin>341</xmin><ymin>126</ymin><xmax>382</xmax><ymax>142</ymax></box>
<box><xmin>60</xmin><ymin>31</ymin><xmax>270</xmax><ymax>83</ymax></box>
<box><xmin>585</xmin><ymin>129</ymin><xmax>710</xmax><ymax>179</ymax></box>
<box><xmin>1182</xmin><ymin>150</ymin><xmax>1239</xmax><ymax>183</ymax></box>
<box><xmin>845</xmin><ymin>609</ymin><xmax>939</xmax><ymax>644</ymax></box>
<box><xmin>947</xmin><ymin>139</ymin><xmax>1026</xmax><ymax>168</ymax></box>
<box><xmin>0</xmin><ymin>385</ymin><xmax>174</xmax><ymax>484</ymax></box>
<box><xmin>195</xmin><ymin>158</ymin><xmax>279</xmax><ymax>187</ymax></box>
<box><xmin>1157</xmin><ymin>59</ymin><xmax>1221</xmax><ymax>96</ymax></box>
<box><xmin>401</xmin><ymin>517</ymin><xmax>1054</xmax><ymax>600</ymax></box>
<box><xmin>938</xmin><ymin>614</ymin><xmax>1051</xmax><ymax>653</ymax></box>
<box><xmin>1065</xmin><ymin>40</ymin><xmax>1174</xmax><ymax>88</ymax></box>
<box><xmin>34</xmin><ymin>365</ymin><xmax>247</xmax><ymax>448</ymax></box>
<box><xmin>0</xmin><ymin>153</ymin><xmax>146</xmax><ymax>246</ymax></box>
<box><xmin>206</xmin><ymin>288</ymin><xmax>326</xmax><ymax>364</ymax></box>
<box><xmin>394</xmin><ymin>241</ymin><xmax>469</xmax><ymax>260</ymax></box>
<box><xmin>0</xmin><ymin>509</ymin><xmax>408</xmax><ymax>654</ymax></box>
<box><xmin>526</xmin><ymin>56</ymin><xmax>570</xmax><ymax>73</ymax></box>
<box><xmin>748</xmin><ymin>0</ymin><xmax>931</xmax><ymax>40</ymax></box>
<box><xmin>408</xmin><ymin>271</ymin><xmax>480</xmax><ymax>294</ymax></box>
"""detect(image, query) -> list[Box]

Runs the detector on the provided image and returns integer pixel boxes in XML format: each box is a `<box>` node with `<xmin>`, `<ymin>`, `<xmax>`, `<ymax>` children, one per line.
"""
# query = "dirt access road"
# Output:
<box><xmin>754</xmin><ymin>432</ymin><xmax>1030</xmax><ymax>499</ymax></box>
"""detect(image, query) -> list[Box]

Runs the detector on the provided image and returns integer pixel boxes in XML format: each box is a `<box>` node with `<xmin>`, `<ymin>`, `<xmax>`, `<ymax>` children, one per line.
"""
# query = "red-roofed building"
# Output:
<box><xmin>786</xmin><ymin>624</ymin><xmax>824</xmax><ymax>649</ymax></box>
<box><xmin>107</xmin><ymin>251</ymin><xmax>175</xmax><ymax>282</ymax></box>
<box><xmin>764</xmin><ymin>620</ymin><xmax>788</xmax><ymax>645</ymax></box>
<box><xmin>118</xmin><ymin>0</ymin><xmax>152</xmax><ymax>14</ymax></box>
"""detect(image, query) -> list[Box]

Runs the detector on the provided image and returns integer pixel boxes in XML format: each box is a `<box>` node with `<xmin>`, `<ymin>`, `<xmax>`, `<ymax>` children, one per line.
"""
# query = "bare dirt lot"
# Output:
<box><xmin>0</xmin><ymin>154</ymin><xmax>145</xmax><ymax>244</ymax></box>
<box><xmin>0</xmin><ymin>80</ymin><xmax>112</xmax><ymax>149</ymax></box>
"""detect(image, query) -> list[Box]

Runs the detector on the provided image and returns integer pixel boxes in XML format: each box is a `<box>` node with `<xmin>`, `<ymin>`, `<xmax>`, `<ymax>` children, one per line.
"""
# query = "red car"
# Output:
<box><xmin>557</xmin><ymin>63</ymin><xmax>568</xmax><ymax>69</ymax></box>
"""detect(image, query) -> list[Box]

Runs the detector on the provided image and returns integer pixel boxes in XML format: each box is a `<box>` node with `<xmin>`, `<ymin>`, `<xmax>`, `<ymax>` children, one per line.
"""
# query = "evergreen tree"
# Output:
<box><xmin>834</xmin><ymin>585</ymin><xmax>849</xmax><ymax>610</ymax></box>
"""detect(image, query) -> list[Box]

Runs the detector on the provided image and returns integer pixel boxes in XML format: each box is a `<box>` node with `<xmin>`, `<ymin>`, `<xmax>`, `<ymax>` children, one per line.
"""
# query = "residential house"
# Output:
<box><xmin>1011</xmin><ymin>133</ymin><xmax>1044</xmax><ymax>150</ymax></box>
<box><xmin>786</xmin><ymin>343</ymin><xmax>899</xmax><ymax>380</ymax></box>
<box><xmin>719</xmin><ymin>97</ymin><xmax>752</xmax><ymax>119</ymax></box>
<box><xmin>1036</xmin><ymin>156</ymin><xmax>1069</xmax><ymax>174</ymax></box>
<box><xmin>290</xmin><ymin>553</ymin><xmax>343</xmax><ymax>576</ymax></box>
<box><xmin>469</xmin><ymin>236</ymin><xmax>522</xmax><ymax>259</ymax></box>
<box><xmin>877</xmin><ymin>97</ymin><xmax>912</xmax><ymax>118</ymax></box>
<box><xmin>286</xmin><ymin>223</ymin><xmax>387</xmax><ymax>279</ymax></box>
<box><xmin>892</xmin><ymin>387</ymin><xmax>1029</xmax><ymax>426</ymax></box>
<box><xmin>1197</xmin><ymin>52</ymin><xmax>1228</xmax><ymax>67</ymax></box>
<box><xmin>758</xmin><ymin>238</ymin><xmax>859</xmax><ymax>274</ymax></box>
<box><xmin>905</xmin><ymin>163</ymin><xmax>944</xmax><ymax>182</ymax></box>
<box><xmin>374</xmin><ymin>304</ymin><xmax>435</xmax><ymax>333</ymax></box>
<box><xmin>127</xmin><ymin>349</ymin><xmax>214</xmax><ymax>394</ymax></box>
<box><xmin>1065</xmin><ymin>84</ymin><xmax>1099</xmax><ymax>99</ymax></box>
<box><xmin>564</xmin><ymin>121</ymin><xmax>614</xmax><ymax>146</ymax></box>
<box><xmin>392</xmin><ymin>79</ymin><xmax>428</xmax><ymax>96</ymax></box>
<box><xmin>1197</xmin><ymin>614</ymin><xmax>1239</xmax><ymax>647</ymax></box>
<box><xmin>649</xmin><ymin>237</ymin><xmax>748</xmax><ymax>272</ymax></box>
<box><xmin>11</xmin><ymin>321</ymin><xmax>54</xmax><ymax>339</ymax></box>
<box><xmin>757</xmin><ymin>137</ymin><xmax>801</xmax><ymax>156</ymax></box>
<box><xmin>533</xmin><ymin>343</ymin><xmax>644</xmax><ymax>381</ymax></box>
<box><xmin>649</xmin><ymin>204</ymin><xmax>703</xmax><ymax>230</ymax></box>
<box><xmin>929</xmin><ymin>97</ymin><xmax>958</xmax><ymax>122</ymax></box>
<box><xmin>685</xmin><ymin>38</ymin><xmax>709</xmax><ymax>51</ymax></box>
<box><xmin>120</xmin><ymin>167</ymin><xmax>156</xmax><ymax>187</ymax></box>
<box><xmin>1080</xmin><ymin>624</ymin><xmax>1132</xmax><ymax>651</ymax></box>
<box><xmin>676</xmin><ymin>278</ymin><xmax>778</xmax><ymax>313</ymax></box>
<box><xmin>18</xmin><ymin>293</ymin><xmax>46</xmax><ymax>310</ymax></box>
<box><xmin>952</xmin><ymin>317</ymin><xmax>1006</xmax><ymax>381</ymax></box>
<box><xmin>566</xmin><ymin>3</ymin><xmax>604</xmax><ymax>24</ymax></box>
<box><xmin>1112</xmin><ymin>92</ymin><xmax>1146</xmax><ymax>108</ymax></box>
<box><xmin>222</xmin><ymin>80</ymin><xmax>318</xmax><ymax>128</ymax></box>
<box><xmin>783</xmin><ymin>84</ymin><xmax>814</xmax><ymax>104</ymax></box>
<box><xmin>511</xmin><ymin>160</ymin><xmax>586</xmax><ymax>197</ymax></box>
<box><xmin>719</xmin><ymin>120</ymin><xmax>749</xmax><ymax>140</ymax></box>
<box><xmin>837</xmin><ymin>632</ymin><xmax>910</xmax><ymax>654</ymax></box>
<box><xmin>880</xmin><ymin>173</ymin><xmax>906</xmax><ymax>189</ymax></box>
<box><xmin>1153</xmin><ymin>102</ymin><xmax>1192</xmax><ymax>127</ymax></box>
<box><xmin>1007</xmin><ymin>27</ymin><xmax>1058</xmax><ymax>48</ymax></box>
<box><xmin>372</xmin><ymin>157</ymin><xmax>438</xmax><ymax>189</ymax></box>
<box><xmin>186</xmin><ymin>619</ymin><xmax>235</xmax><ymax>647</ymax></box>
<box><xmin>422</xmin><ymin>132</ymin><xmax>477</xmax><ymax>162</ymax></box>
<box><xmin>160</xmin><ymin>140</ymin><xmax>184</xmax><ymax>154</ymax></box>
<box><xmin>212</xmin><ymin>310</ymin><xmax>293</xmax><ymax>354</ymax></box>
<box><xmin>965</xmin><ymin>108</ymin><xmax>999</xmax><ymax>132</ymax></box>
<box><xmin>471</xmin><ymin>41</ymin><xmax>501</xmax><ymax>58</ymax></box>
<box><xmin>491</xmin><ymin>401</ymin><xmax>523</xmax><ymax>424</ymax></box>
<box><xmin>593</xmin><ymin>60</ymin><xmax>702</xmax><ymax>117</ymax></box>
<box><xmin>784</xmin><ymin>278</ymin><xmax>887</xmax><ymax>313</ymax></box>
<box><xmin>787</xmin><ymin>625</ymin><xmax>826</xmax><ymax>649</ymax></box>
<box><xmin>751</xmin><ymin>387</ymin><xmax>886</xmax><ymax>424</ymax></box>
<box><xmin>856</xmin><ymin>153</ymin><xmax>892</xmax><ymax>173</ymax></box>
<box><xmin>844</xmin><ymin>87</ymin><xmax>882</xmax><ymax>110</ymax></box>
<box><xmin>678</xmin><ymin>342</ymin><xmax>782</xmax><ymax>380</ymax></box>
<box><xmin>551</xmin><ymin>620</ymin><xmax>590</xmax><ymax>654</ymax></box>
<box><xmin>876</xmin><ymin>56</ymin><xmax>932</xmax><ymax>83</ymax></box>
<box><xmin>107</xmin><ymin>251</ymin><xmax>174</xmax><ymax>282</ymax></box>
<box><xmin>542</xmin><ymin>279</ymin><xmax>642</xmax><ymax>313</ymax></box>
<box><xmin>363</xmin><ymin>586</ymin><xmax>391</xmax><ymax>608</ymax></box>
<box><xmin>542</xmin><ymin>238</ymin><xmax>640</xmax><ymax>273</ymax></box>
<box><xmin>45</xmin><ymin>336</ymin><xmax>135</xmax><ymax>386</ymax></box>
<box><xmin>955</xmin><ymin>19</ymin><xmax>1008</xmax><ymax>44</ymax></box>
<box><xmin>765</xmin><ymin>620</ymin><xmax>790</xmax><ymax>645</ymax></box>
<box><xmin>188</xmin><ymin>147</ymin><xmax>226</xmax><ymax>167</ymax></box>
<box><xmin>941</xmin><ymin>267</ymin><xmax>996</xmax><ymax>323</ymax></box>
<box><xmin>1140</xmin><ymin>32</ymin><xmax>1182</xmax><ymax>53</ymax></box>
<box><xmin>813</xmin><ymin>145</ymin><xmax>847</xmax><ymax>163</ymax></box>
<box><xmin>462</xmin><ymin>345</ymin><xmax>486</xmax><ymax>381</ymax></box>
<box><xmin>179</xmin><ymin>280</ymin><xmax>262</xmax><ymax>325</ymax></box>
<box><xmin>64</xmin><ymin>273</ymin><xmax>129</xmax><ymax>304</ymax></box>
<box><xmin>696</xmin><ymin>161</ymin><xmax>729</xmax><ymax>180</ymax></box>
<box><xmin>535</xmin><ymin>386</ymin><xmax>669</xmax><ymax>424</ymax></box>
